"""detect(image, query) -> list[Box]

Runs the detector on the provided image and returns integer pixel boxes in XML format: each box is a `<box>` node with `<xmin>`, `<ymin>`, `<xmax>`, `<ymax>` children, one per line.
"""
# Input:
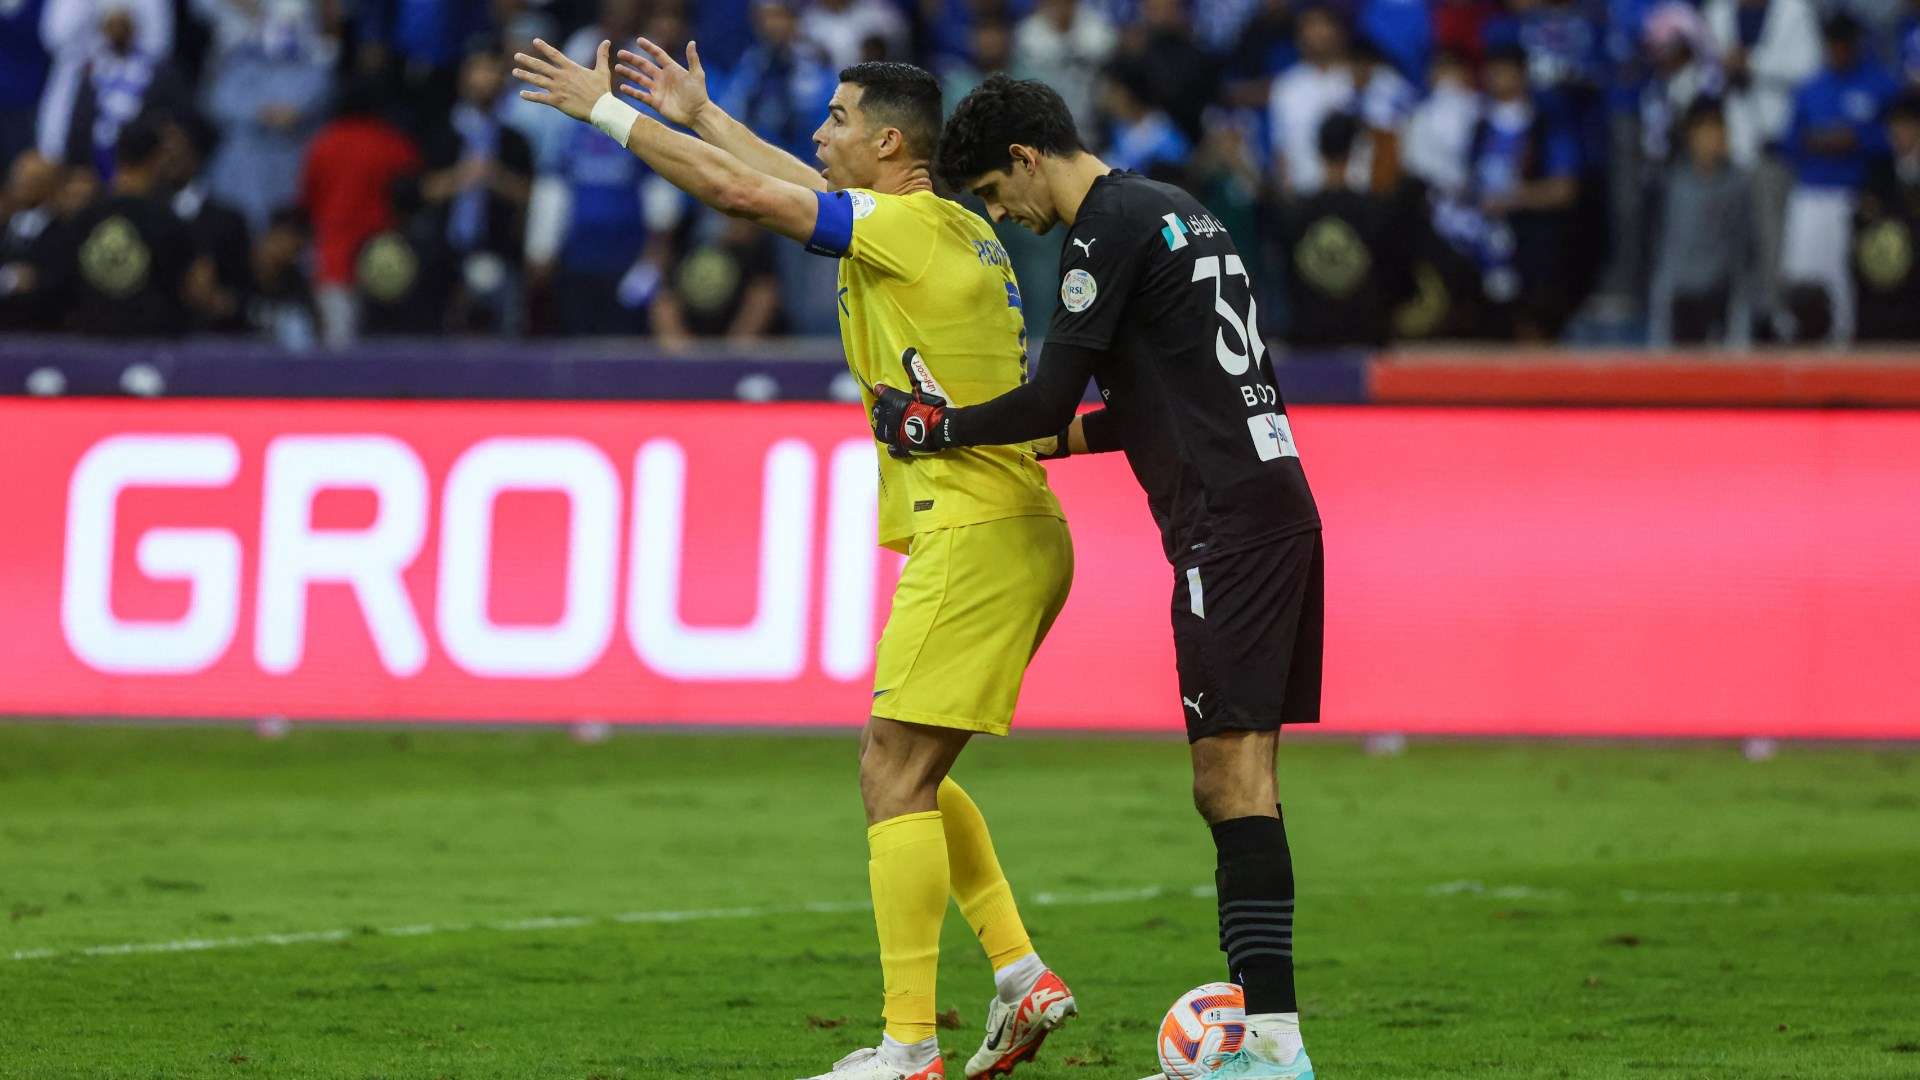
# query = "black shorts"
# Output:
<box><xmin>1170</xmin><ymin>530</ymin><xmax>1324</xmax><ymax>741</ymax></box>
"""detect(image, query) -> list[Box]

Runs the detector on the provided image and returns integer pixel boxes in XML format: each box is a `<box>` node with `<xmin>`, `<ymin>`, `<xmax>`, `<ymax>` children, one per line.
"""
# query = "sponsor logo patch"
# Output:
<box><xmin>1060</xmin><ymin>268</ymin><xmax>1097</xmax><ymax>312</ymax></box>
<box><xmin>914</xmin><ymin>499</ymin><xmax>935</xmax><ymax>511</ymax></box>
<box><xmin>849</xmin><ymin>190</ymin><xmax>877</xmax><ymax>219</ymax></box>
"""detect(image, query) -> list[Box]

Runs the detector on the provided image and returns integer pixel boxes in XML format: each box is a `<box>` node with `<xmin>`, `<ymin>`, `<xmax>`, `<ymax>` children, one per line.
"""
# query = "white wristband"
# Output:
<box><xmin>589</xmin><ymin>92</ymin><xmax>641</xmax><ymax>146</ymax></box>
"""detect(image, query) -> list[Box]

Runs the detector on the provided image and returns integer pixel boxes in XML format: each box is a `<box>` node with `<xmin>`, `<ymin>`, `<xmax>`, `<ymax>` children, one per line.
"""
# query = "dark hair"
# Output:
<box><xmin>1317</xmin><ymin>111</ymin><xmax>1360</xmax><ymax>161</ymax></box>
<box><xmin>267</xmin><ymin>206</ymin><xmax>311</xmax><ymax>234</ymax></box>
<box><xmin>838</xmin><ymin>61</ymin><xmax>942</xmax><ymax>160</ymax></box>
<box><xmin>937</xmin><ymin>74</ymin><xmax>1085</xmax><ymax>187</ymax></box>
<box><xmin>1821</xmin><ymin>12</ymin><xmax>1860</xmax><ymax>44</ymax></box>
<box><xmin>114</xmin><ymin>115</ymin><xmax>167</xmax><ymax>169</ymax></box>
<box><xmin>1683</xmin><ymin>97</ymin><xmax>1727</xmax><ymax>131</ymax></box>
<box><xmin>1485</xmin><ymin>43</ymin><xmax>1528</xmax><ymax>70</ymax></box>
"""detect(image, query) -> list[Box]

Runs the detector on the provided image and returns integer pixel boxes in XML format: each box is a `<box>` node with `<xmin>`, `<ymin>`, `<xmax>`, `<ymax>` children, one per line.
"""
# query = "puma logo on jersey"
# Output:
<box><xmin>1072</xmin><ymin>238</ymin><xmax>1097</xmax><ymax>256</ymax></box>
<box><xmin>1183</xmin><ymin>694</ymin><xmax>1206</xmax><ymax>717</ymax></box>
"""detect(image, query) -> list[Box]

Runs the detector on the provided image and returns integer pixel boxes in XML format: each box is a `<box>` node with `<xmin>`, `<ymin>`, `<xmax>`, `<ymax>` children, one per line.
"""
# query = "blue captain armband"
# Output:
<box><xmin>805</xmin><ymin>189</ymin><xmax>854</xmax><ymax>257</ymax></box>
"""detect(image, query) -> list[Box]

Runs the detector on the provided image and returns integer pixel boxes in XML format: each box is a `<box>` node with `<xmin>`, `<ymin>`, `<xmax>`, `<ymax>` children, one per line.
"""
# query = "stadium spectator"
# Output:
<box><xmin>1468</xmin><ymin>44</ymin><xmax>1581</xmax><ymax>339</ymax></box>
<box><xmin>37</xmin><ymin>0</ymin><xmax>174</xmax><ymax>164</ymax></box>
<box><xmin>1220</xmin><ymin>0</ymin><xmax>1299</xmax><ymax>107</ymax></box>
<box><xmin>52</xmin><ymin>4</ymin><xmax>191</xmax><ymax>179</ymax></box>
<box><xmin>1</xmin><ymin>0</ymin><xmax>53</xmax><ymax>170</ymax></box>
<box><xmin>36</xmin><ymin>115</ymin><xmax>220</xmax><ymax>336</ymax></box>
<box><xmin>1404</xmin><ymin>49</ymin><xmax>1482</xmax><ymax>196</ymax></box>
<box><xmin>1902</xmin><ymin>0</ymin><xmax>1920</xmax><ymax>84</ymax></box>
<box><xmin>651</xmin><ymin>211</ymin><xmax>783</xmax><ymax>344</ymax></box>
<box><xmin>1189</xmin><ymin>106</ymin><xmax>1270</xmax><ymax>285</ymax></box>
<box><xmin>727</xmin><ymin>1</ymin><xmax>837</xmax><ymax>160</ymax></box>
<box><xmin>1705</xmin><ymin>0</ymin><xmax>1819</xmax><ymax>329</ymax></box>
<box><xmin>1013</xmin><ymin>0</ymin><xmax>1119</xmax><ymax>137</ymax></box>
<box><xmin>200</xmin><ymin>0</ymin><xmax>335</xmax><ymax>234</ymax></box>
<box><xmin>413</xmin><ymin>46</ymin><xmax>534</xmax><ymax>335</ymax></box>
<box><xmin>938</xmin><ymin>10</ymin><xmax>1015</xmax><ymax>105</ymax></box>
<box><xmin>247</xmin><ymin>206</ymin><xmax>318</xmax><ymax>348</ymax></box>
<box><xmin>1361</xmin><ymin>0</ymin><xmax>1433</xmax><ymax>84</ymax></box>
<box><xmin>1854</xmin><ymin>92</ymin><xmax>1920</xmax><ymax>336</ymax></box>
<box><xmin>1432</xmin><ymin>0</ymin><xmax>1499</xmax><ymax>72</ymax></box>
<box><xmin>1120</xmin><ymin>0</ymin><xmax>1219</xmax><ymax>140</ymax></box>
<box><xmin>1350</xmin><ymin>39</ymin><xmax>1417</xmax><ymax>192</ymax></box>
<box><xmin>704</xmin><ymin>0</ymin><xmax>841</xmax><ymax>337</ymax></box>
<box><xmin>1099</xmin><ymin>61</ymin><xmax>1194</xmax><ymax>178</ymax></box>
<box><xmin>1269</xmin><ymin>6</ymin><xmax>1357</xmax><ymax>196</ymax></box>
<box><xmin>1279</xmin><ymin>112</ymin><xmax>1399</xmax><ymax>347</ymax></box>
<box><xmin>1638</xmin><ymin>4</ymin><xmax>1724</xmax><ymax>169</ymax></box>
<box><xmin>543</xmin><ymin>118</ymin><xmax>671</xmax><ymax>336</ymax></box>
<box><xmin>161</xmin><ymin>114</ymin><xmax>250</xmax><ymax>332</ymax></box>
<box><xmin>798</xmin><ymin>0</ymin><xmax>911</xmax><ymax>69</ymax></box>
<box><xmin>299</xmin><ymin>79</ymin><xmax>422</xmax><ymax>347</ymax></box>
<box><xmin>1779</xmin><ymin>13</ymin><xmax>1899</xmax><ymax>343</ymax></box>
<box><xmin>1650</xmin><ymin>101</ymin><xmax>1752</xmax><ymax>345</ymax></box>
<box><xmin>0</xmin><ymin>151</ymin><xmax>65</xmax><ymax>329</ymax></box>
<box><xmin>354</xmin><ymin>0</ymin><xmax>493</xmax><ymax>128</ymax></box>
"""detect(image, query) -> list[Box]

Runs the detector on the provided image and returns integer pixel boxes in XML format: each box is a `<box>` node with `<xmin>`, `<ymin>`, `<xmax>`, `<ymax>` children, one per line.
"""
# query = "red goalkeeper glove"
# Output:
<box><xmin>871</xmin><ymin>348</ymin><xmax>953</xmax><ymax>457</ymax></box>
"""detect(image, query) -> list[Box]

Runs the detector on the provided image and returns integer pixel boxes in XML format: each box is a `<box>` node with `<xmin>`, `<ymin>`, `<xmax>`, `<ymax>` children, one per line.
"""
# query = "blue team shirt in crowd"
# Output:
<box><xmin>375</xmin><ymin>0</ymin><xmax>488</xmax><ymax>69</ymax></box>
<box><xmin>560</xmin><ymin>124</ymin><xmax>651</xmax><ymax>277</ymax></box>
<box><xmin>1361</xmin><ymin>0</ymin><xmax>1433</xmax><ymax>84</ymax></box>
<box><xmin>1786</xmin><ymin>61</ymin><xmax>1900</xmax><ymax>190</ymax></box>
<box><xmin>721</xmin><ymin>45</ymin><xmax>836</xmax><ymax>166</ymax></box>
<box><xmin>0</xmin><ymin>0</ymin><xmax>51</xmax><ymax>109</ymax></box>
<box><xmin>1106</xmin><ymin>112</ymin><xmax>1193</xmax><ymax>175</ymax></box>
<box><xmin>1473</xmin><ymin>102</ymin><xmax>1580</xmax><ymax>202</ymax></box>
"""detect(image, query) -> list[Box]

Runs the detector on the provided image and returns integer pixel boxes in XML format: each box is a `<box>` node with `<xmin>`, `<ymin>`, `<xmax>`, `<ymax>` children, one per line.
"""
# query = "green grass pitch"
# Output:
<box><xmin>2</xmin><ymin>724</ymin><xmax>1917</xmax><ymax>1079</ymax></box>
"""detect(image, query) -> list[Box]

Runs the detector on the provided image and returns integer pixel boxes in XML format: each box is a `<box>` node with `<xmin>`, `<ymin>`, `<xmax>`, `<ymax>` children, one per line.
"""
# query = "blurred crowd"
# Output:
<box><xmin>1</xmin><ymin>0</ymin><xmax>1917</xmax><ymax>349</ymax></box>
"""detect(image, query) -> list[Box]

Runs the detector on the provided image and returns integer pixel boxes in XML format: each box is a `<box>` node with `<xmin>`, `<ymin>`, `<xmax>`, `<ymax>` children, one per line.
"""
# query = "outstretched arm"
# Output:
<box><xmin>513</xmin><ymin>39</ymin><xmax>820</xmax><ymax>245</ymax></box>
<box><xmin>614</xmin><ymin>38</ymin><xmax>832</xmax><ymax>193</ymax></box>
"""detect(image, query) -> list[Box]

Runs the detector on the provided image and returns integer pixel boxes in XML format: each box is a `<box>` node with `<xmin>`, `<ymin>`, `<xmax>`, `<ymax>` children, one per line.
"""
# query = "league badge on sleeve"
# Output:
<box><xmin>1061</xmin><ymin>268</ymin><xmax>1097</xmax><ymax>313</ymax></box>
<box><xmin>849</xmin><ymin>191</ymin><xmax>877</xmax><ymax>219</ymax></box>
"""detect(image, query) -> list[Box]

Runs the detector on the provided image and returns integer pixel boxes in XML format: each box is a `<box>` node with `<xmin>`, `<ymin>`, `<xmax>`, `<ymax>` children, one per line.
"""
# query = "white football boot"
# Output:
<box><xmin>800</xmin><ymin>1045</ymin><xmax>946</xmax><ymax>1080</ymax></box>
<box><xmin>964</xmin><ymin>968</ymin><xmax>1078</xmax><ymax>1079</ymax></box>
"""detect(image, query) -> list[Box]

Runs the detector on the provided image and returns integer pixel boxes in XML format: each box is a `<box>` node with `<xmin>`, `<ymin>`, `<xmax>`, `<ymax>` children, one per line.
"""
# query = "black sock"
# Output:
<box><xmin>1211</xmin><ymin>808</ymin><xmax>1296</xmax><ymax>1014</ymax></box>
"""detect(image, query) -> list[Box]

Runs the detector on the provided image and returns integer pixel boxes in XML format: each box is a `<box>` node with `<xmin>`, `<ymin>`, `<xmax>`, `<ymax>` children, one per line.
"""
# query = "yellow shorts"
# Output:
<box><xmin>871</xmin><ymin>514</ymin><xmax>1074</xmax><ymax>736</ymax></box>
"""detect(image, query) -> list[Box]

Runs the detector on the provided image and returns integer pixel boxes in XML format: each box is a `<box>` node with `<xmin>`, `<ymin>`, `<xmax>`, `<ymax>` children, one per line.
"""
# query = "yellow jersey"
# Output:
<box><xmin>814</xmin><ymin>186</ymin><xmax>1064</xmax><ymax>552</ymax></box>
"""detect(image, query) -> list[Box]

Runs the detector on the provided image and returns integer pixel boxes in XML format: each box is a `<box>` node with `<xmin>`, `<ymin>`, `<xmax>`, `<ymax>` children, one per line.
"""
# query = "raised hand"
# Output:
<box><xmin>614</xmin><ymin>37</ymin><xmax>710</xmax><ymax>127</ymax></box>
<box><xmin>512</xmin><ymin>38</ymin><xmax>617</xmax><ymax>123</ymax></box>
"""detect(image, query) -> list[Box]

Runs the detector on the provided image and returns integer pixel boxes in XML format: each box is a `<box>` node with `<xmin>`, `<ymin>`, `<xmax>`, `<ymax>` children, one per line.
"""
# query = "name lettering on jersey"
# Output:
<box><xmin>1072</xmin><ymin>237</ymin><xmax>1097</xmax><ymax>257</ymax></box>
<box><xmin>971</xmin><ymin>238</ymin><xmax>1012</xmax><ymax>268</ymax></box>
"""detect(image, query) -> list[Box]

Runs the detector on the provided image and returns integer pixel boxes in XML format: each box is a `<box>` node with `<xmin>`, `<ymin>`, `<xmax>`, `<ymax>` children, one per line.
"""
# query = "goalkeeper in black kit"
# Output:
<box><xmin>870</xmin><ymin>76</ymin><xmax>1321</xmax><ymax>1080</ymax></box>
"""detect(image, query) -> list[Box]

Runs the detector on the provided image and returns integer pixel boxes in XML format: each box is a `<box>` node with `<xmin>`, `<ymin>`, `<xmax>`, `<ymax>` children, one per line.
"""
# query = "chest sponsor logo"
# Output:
<box><xmin>1060</xmin><ymin>268</ymin><xmax>1098</xmax><ymax>312</ymax></box>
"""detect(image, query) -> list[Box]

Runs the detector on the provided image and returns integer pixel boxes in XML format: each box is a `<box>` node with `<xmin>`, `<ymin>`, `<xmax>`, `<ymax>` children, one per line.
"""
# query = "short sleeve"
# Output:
<box><xmin>841</xmin><ymin>189</ymin><xmax>940</xmax><ymax>279</ymax></box>
<box><xmin>1046</xmin><ymin>210</ymin><xmax>1149</xmax><ymax>351</ymax></box>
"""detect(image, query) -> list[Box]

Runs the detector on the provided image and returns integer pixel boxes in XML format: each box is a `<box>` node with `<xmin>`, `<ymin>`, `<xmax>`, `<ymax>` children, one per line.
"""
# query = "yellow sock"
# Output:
<box><xmin>939</xmin><ymin>778</ymin><xmax>1035</xmax><ymax>969</ymax></box>
<box><xmin>868</xmin><ymin>810</ymin><xmax>949</xmax><ymax>1044</ymax></box>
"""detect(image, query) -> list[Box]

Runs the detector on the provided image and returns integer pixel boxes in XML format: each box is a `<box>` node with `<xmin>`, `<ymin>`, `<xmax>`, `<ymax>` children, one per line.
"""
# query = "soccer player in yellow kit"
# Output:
<box><xmin>512</xmin><ymin>37</ymin><xmax>1077</xmax><ymax>1080</ymax></box>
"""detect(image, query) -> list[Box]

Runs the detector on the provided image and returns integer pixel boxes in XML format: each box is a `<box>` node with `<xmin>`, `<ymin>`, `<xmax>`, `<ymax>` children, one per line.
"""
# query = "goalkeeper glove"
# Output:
<box><xmin>871</xmin><ymin>348</ymin><xmax>953</xmax><ymax>457</ymax></box>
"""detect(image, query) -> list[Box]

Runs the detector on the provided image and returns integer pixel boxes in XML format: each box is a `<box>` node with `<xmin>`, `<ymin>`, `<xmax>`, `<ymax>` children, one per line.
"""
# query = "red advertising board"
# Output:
<box><xmin>1</xmin><ymin>399</ymin><xmax>1916</xmax><ymax>737</ymax></box>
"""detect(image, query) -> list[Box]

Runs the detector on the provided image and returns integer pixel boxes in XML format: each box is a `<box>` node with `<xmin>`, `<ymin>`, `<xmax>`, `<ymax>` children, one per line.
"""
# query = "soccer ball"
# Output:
<box><xmin>1157</xmin><ymin>981</ymin><xmax>1246</xmax><ymax>1079</ymax></box>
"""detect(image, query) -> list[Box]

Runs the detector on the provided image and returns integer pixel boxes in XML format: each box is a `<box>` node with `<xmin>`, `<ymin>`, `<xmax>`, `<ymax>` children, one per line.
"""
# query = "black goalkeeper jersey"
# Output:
<box><xmin>1049</xmin><ymin>171</ymin><xmax>1320</xmax><ymax>564</ymax></box>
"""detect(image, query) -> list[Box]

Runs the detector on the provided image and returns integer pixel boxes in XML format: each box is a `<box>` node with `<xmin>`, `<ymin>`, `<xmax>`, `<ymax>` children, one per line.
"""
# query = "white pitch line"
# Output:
<box><xmin>10</xmin><ymin>881</ymin><xmax>1916</xmax><ymax>964</ymax></box>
